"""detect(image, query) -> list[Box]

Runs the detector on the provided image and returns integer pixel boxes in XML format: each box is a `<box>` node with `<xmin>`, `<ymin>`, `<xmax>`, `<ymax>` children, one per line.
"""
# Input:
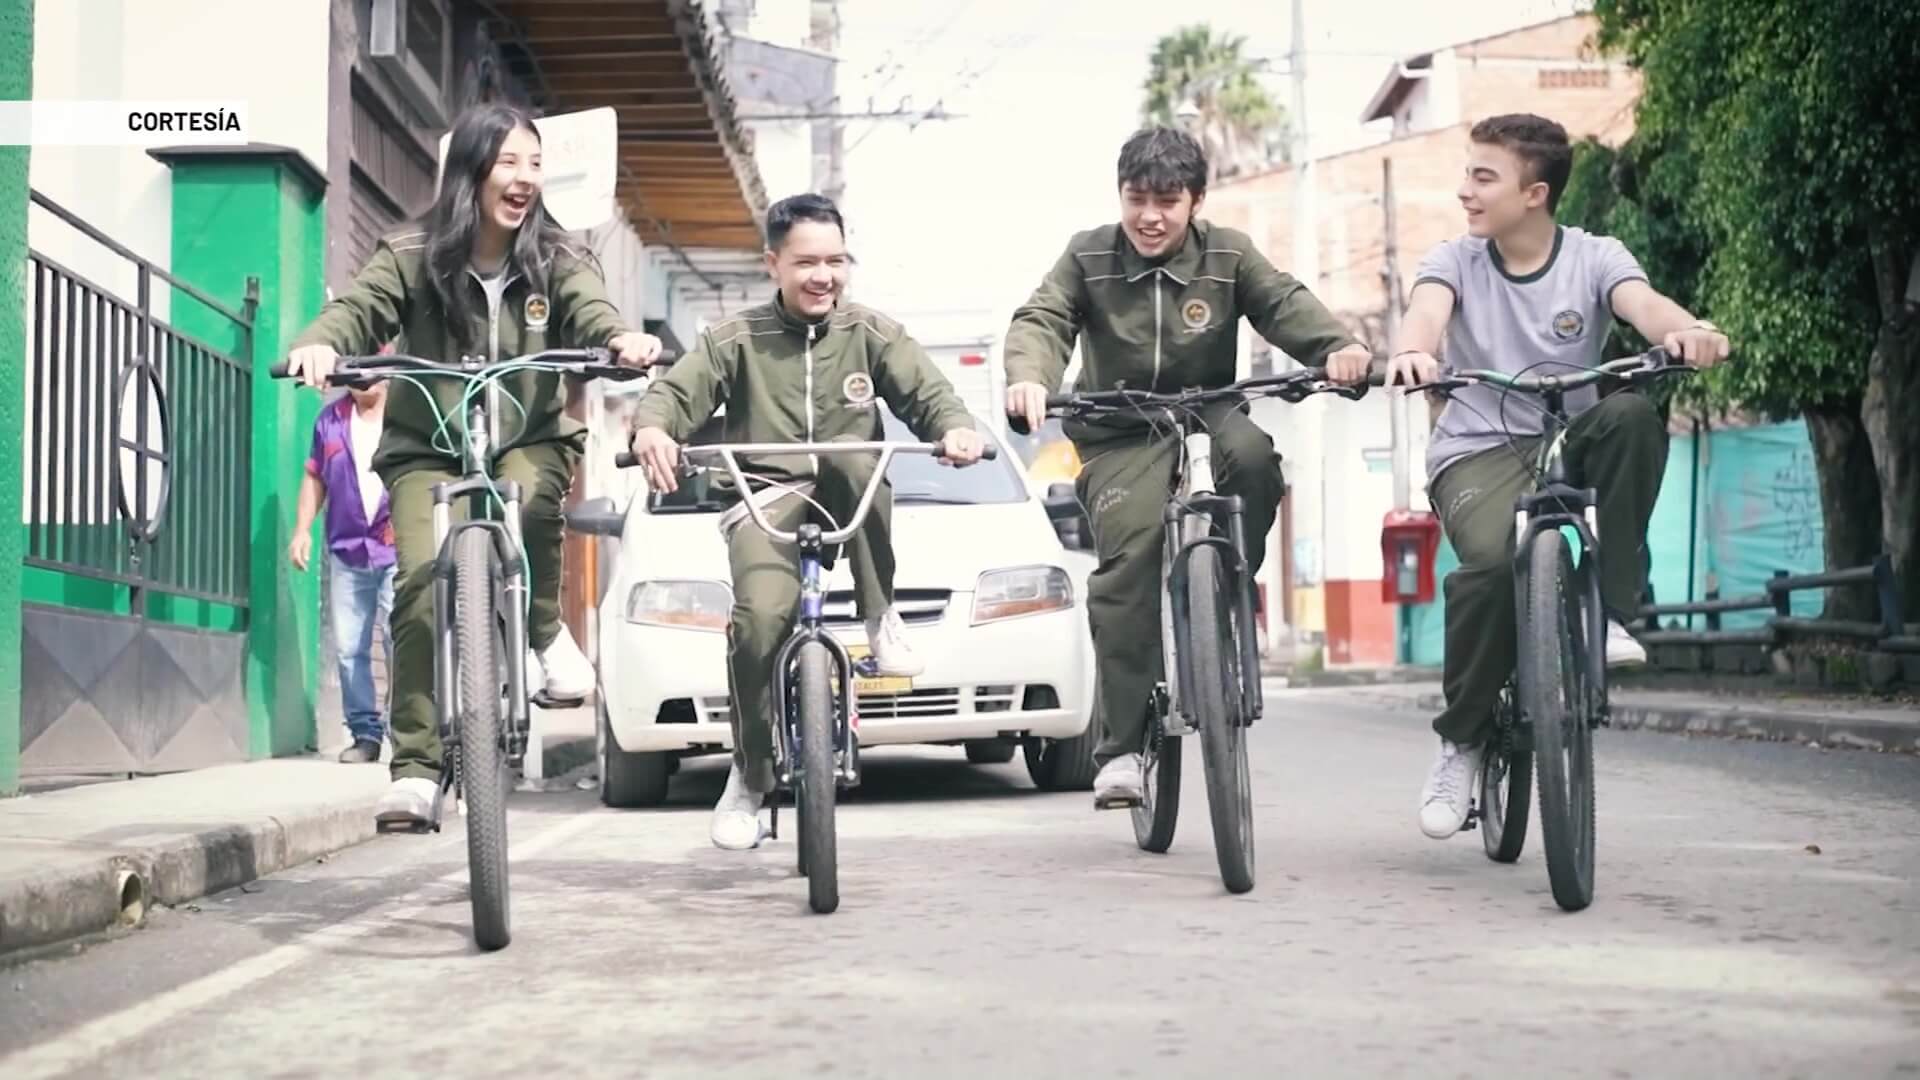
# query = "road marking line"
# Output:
<box><xmin>0</xmin><ymin>811</ymin><xmax>603</xmax><ymax>1080</ymax></box>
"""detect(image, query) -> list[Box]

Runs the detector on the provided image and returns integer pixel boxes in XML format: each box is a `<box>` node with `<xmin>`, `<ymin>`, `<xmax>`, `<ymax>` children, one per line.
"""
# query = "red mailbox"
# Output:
<box><xmin>1381</xmin><ymin>509</ymin><xmax>1442</xmax><ymax>604</ymax></box>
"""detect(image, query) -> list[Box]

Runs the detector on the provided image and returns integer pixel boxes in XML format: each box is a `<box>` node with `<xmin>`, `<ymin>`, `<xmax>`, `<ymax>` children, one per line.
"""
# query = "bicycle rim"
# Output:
<box><xmin>1131</xmin><ymin>721</ymin><xmax>1182</xmax><ymax>853</ymax></box>
<box><xmin>796</xmin><ymin>641</ymin><xmax>839</xmax><ymax>914</ymax></box>
<box><xmin>1479</xmin><ymin>684</ymin><xmax>1533</xmax><ymax>864</ymax></box>
<box><xmin>454</xmin><ymin>528</ymin><xmax>512</xmax><ymax>949</ymax></box>
<box><xmin>1521</xmin><ymin>531</ymin><xmax>1595</xmax><ymax>911</ymax></box>
<box><xmin>1187</xmin><ymin>546</ymin><xmax>1254</xmax><ymax>894</ymax></box>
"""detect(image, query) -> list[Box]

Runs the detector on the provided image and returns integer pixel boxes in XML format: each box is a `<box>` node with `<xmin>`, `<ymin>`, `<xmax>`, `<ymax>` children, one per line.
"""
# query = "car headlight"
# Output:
<box><xmin>972</xmin><ymin>566</ymin><xmax>1074</xmax><ymax>625</ymax></box>
<box><xmin>627</xmin><ymin>579</ymin><xmax>731</xmax><ymax>632</ymax></box>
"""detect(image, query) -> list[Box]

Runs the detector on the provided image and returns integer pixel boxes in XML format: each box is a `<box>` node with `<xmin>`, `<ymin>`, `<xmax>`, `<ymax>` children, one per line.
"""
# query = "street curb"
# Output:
<box><xmin>0</xmin><ymin>737</ymin><xmax>591</xmax><ymax>959</ymax></box>
<box><xmin>0</xmin><ymin>795</ymin><xmax>383</xmax><ymax>958</ymax></box>
<box><xmin>1394</xmin><ymin>692</ymin><xmax>1920</xmax><ymax>754</ymax></box>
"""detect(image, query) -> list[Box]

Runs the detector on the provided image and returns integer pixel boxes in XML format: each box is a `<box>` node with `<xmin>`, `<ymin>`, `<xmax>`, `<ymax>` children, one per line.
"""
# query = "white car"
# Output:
<box><xmin>569</xmin><ymin>411</ymin><xmax>1099</xmax><ymax>807</ymax></box>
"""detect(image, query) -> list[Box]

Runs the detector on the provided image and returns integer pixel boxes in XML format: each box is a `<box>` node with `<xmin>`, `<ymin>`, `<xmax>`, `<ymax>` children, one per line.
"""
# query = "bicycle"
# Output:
<box><xmin>1410</xmin><ymin>347</ymin><xmax>1690</xmax><ymax>912</ymax></box>
<box><xmin>615</xmin><ymin>438</ymin><xmax>997</xmax><ymax>914</ymax></box>
<box><xmin>273</xmin><ymin>347</ymin><xmax>645</xmax><ymax>950</ymax></box>
<box><xmin>1013</xmin><ymin>367</ymin><xmax>1368</xmax><ymax>894</ymax></box>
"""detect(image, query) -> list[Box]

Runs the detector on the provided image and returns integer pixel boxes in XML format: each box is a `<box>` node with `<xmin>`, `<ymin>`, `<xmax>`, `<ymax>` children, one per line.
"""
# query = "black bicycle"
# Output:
<box><xmin>274</xmin><ymin>348</ymin><xmax>645</xmax><ymax>949</ymax></box>
<box><xmin>616</xmin><ymin>438</ymin><xmax>997</xmax><ymax>913</ymax></box>
<box><xmin>1013</xmin><ymin>368</ymin><xmax>1366</xmax><ymax>894</ymax></box>
<box><xmin>1412</xmin><ymin>347</ymin><xmax>1689</xmax><ymax>911</ymax></box>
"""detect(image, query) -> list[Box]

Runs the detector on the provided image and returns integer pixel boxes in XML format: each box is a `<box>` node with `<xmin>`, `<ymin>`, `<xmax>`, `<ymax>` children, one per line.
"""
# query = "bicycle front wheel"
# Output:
<box><xmin>1521</xmin><ymin>529</ymin><xmax>1595</xmax><ymax>912</ymax></box>
<box><xmin>453</xmin><ymin>527</ymin><xmax>512</xmax><ymax>949</ymax></box>
<box><xmin>795</xmin><ymin>641</ymin><xmax>839</xmax><ymax>914</ymax></box>
<box><xmin>1188</xmin><ymin>545</ymin><xmax>1254</xmax><ymax>894</ymax></box>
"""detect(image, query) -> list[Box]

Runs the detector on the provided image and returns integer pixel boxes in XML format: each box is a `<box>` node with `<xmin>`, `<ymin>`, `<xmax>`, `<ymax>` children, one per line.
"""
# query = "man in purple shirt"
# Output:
<box><xmin>291</xmin><ymin>379</ymin><xmax>396</xmax><ymax>763</ymax></box>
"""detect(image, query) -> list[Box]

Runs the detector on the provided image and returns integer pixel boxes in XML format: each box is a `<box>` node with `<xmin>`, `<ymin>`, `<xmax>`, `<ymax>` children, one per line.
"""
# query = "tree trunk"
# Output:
<box><xmin>1802</xmin><ymin>403</ymin><xmax>1883</xmax><ymax>621</ymax></box>
<box><xmin>1861</xmin><ymin>234</ymin><xmax>1920</xmax><ymax>622</ymax></box>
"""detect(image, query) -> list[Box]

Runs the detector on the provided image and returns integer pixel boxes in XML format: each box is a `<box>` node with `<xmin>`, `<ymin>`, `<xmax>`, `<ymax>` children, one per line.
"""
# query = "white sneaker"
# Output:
<box><xmin>534</xmin><ymin>624</ymin><xmax>595</xmax><ymax>699</ymax></box>
<box><xmin>375</xmin><ymin>776</ymin><xmax>440</xmax><ymax>827</ymax></box>
<box><xmin>864</xmin><ymin>608</ymin><xmax>924</xmax><ymax>678</ymax></box>
<box><xmin>1606</xmin><ymin>620</ymin><xmax>1648</xmax><ymax>668</ymax></box>
<box><xmin>1092</xmin><ymin>753</ymin><xmax>1144</xmax><ymax>806</ymax></box>
<box><xmin>1418</xmin><ymin>739</ymin><xmax>1485</xmax><ymax>839</ymax></box>
<box><xmin>710</xmin><ymin>763</ymin><xmax>769</xmax><ymax>851</ymax></box>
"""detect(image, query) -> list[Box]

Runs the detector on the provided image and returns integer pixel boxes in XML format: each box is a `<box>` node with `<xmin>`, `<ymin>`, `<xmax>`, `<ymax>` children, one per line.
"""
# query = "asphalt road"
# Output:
<box><xmin>4</xmin><ymin>686</ymin><xmax>1918</xmax><ymax>1078</ymax></box>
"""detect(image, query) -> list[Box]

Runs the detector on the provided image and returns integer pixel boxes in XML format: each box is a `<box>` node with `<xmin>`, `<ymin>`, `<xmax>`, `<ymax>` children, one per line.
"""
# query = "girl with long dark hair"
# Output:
<box><xmin>286</xmin><ymin>102</ymin><xmax>661</xmax><ymax>824</ymax></box>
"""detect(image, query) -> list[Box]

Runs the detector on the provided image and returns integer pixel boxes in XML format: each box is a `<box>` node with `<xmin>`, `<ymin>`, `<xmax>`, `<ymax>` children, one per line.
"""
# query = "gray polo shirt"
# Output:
<box><xmin>1418</xmin><ymin>226</ymin><xmax>1648</xmax><ymax>481</ymax></box>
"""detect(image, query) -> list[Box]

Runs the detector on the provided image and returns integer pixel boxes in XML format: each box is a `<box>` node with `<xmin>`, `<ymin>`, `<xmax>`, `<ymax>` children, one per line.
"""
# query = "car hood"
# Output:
<box><xmin>620</xmin><ymin>498</ymin><xmax>1078</xmax><ymax>592</ymax></box>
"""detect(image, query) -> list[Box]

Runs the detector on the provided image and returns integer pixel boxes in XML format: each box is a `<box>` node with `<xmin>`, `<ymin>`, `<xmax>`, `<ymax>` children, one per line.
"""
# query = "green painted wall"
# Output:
<box><xmin>0</xmin><ymin>0</ymin><xmax>33</xmax><ymax>796</ymax></box>
<box><xmin>164</xmin><ymin>156</ymin><xmax>325</xmax><ymax>759</ymax></box>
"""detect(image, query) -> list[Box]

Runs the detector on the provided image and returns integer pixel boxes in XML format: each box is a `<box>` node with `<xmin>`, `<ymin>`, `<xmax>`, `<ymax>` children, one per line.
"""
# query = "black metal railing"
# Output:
<box><xmin>24</xmin><ymin>190</ymin><xmax>257</xmax><ymax>612</ymax></box>
<box><xmin>1637</xmin><ymin>554</ymin><xmax>1919</xmax><ymax>654</ymax></box>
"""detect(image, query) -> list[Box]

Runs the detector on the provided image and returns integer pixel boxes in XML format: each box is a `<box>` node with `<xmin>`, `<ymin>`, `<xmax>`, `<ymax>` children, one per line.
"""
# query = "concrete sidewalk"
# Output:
<box><xmin>0</xmin><ymin>706</ymin><xmax>595</xmax><ymax>959</ymax></box>
<box><xmin>1332</xmin><ymin>681</ymin><xmax>1920</xmax><ymax>754</ymax></box>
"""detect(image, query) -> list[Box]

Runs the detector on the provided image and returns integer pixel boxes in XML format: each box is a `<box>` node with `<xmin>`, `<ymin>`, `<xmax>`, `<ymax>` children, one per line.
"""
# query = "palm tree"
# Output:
<box><xmin>1142</xmin><ymin>25</ymin><xmax>1289</xmax><ymax>181</ymax></box>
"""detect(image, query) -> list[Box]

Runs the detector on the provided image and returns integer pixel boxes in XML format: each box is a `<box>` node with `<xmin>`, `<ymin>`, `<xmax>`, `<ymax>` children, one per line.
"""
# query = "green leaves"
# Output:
<box><xmin>1578</xmin><ymin>0</ymin><xmax>1920</xmax><ymax>417</ymax></box>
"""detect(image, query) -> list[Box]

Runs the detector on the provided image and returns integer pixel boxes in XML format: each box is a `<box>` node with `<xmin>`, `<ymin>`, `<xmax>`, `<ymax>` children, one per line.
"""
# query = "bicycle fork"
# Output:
<box><xmin>1158</xmin><ymin>431</ymin><xmax>1267</xmax><ymax>736</ymax></box>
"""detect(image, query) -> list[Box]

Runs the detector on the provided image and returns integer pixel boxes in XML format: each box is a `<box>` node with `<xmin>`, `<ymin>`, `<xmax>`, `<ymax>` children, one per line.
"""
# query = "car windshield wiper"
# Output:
<box><xmin>891</xmin><ymin>491</ymin><xmax>979</xmax><ymax>505</ymax></box>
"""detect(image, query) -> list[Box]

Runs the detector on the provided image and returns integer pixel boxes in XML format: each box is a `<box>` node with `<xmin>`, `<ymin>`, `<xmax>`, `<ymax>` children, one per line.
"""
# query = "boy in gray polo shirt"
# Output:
<box><xmin>1385</xmin><ymin>114</ymin><xmax>1730</xmax><ymax>841</ymax></box>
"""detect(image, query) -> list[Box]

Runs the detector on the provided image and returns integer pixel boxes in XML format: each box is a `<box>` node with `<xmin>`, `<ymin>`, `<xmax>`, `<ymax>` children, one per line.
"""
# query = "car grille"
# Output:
<box><xmin>696</xmin><ymin>683</ymin><xmax>1057</xmax><ymax>723</ymax></box>
<box><xmin>819</xmin><ymin>588</ymin><xmax>950</xmax><ymax>628</ymax></box>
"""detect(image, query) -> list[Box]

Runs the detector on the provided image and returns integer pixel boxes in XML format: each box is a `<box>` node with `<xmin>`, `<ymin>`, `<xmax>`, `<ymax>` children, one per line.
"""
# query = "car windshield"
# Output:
<box><xmin>651</xmin><ymin>409</ymin><xmax>1028</xmax><ymax>514</ymax></box>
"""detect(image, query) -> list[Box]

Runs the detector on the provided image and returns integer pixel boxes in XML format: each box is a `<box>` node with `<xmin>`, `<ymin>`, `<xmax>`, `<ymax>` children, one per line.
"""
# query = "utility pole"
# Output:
<box><xmin>1382</xmin><ymin>156</ymin><xmax>1410</xmax><ymax>511</ymax></box>
<box><xmin>1288</xmin><ymin>0</ymin><xmax>1317</xmax><ymax>291</ymax></box>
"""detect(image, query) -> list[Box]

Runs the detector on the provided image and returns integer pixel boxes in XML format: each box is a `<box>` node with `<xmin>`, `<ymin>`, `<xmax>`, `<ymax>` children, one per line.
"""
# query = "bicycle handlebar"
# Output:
<box><xmin>1401</xmin><ymin>347</ymin><xmax>1688</xmax><ymax>396</ymax></box>
<box><xmin>614</xmin><ymin>440</ymin><xmax>997</xmax><ymax>545</ymax></box>
<box><xmin>268</xmin><ymin>348</ymin><xmax>671</xmax><ymax>386</ymax></box>
<box><xmin>1007</xmin><ymin>367</ymin><xmax>1368</xmax><ymax>437</ymax></box>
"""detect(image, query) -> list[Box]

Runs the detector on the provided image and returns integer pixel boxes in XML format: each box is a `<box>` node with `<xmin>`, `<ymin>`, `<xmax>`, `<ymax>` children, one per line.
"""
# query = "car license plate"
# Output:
<box><xmin>846</xmin><ymin>645</ymin><xmax>912</xmax><ymax>695</ymax></box>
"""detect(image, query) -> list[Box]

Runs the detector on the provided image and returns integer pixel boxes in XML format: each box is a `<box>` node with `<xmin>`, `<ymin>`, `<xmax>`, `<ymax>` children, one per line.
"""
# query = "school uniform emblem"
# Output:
<box><xmin>1181</xmin><ymin>298</ymin><xmax>1213</xmax><ymax>330</ymax></box>
<box><xmin>524</xmin><ymin>293</ymin><xmax>551</xmax><ymax>331</ymax></box>
<box><xmin>1551</xmin><ymin>309</ymin><xmax>1585</xmax><ymax>341</ymax></box>
<box><xmin>842</xmin><ymin>372</ymin><xmax>876</xmax><ymax>408</ymax></box>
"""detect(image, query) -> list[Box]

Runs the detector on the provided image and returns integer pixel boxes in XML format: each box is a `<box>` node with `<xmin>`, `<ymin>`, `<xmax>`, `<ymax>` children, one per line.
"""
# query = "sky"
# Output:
<box><xmin>831</xmin><ymin>0</ymin><xmax>1584</xmax><ymax>335</ymax></box>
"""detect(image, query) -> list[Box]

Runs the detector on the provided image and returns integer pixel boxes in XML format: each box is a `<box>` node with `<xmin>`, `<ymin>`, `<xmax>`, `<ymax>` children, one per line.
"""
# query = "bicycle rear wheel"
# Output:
<box><xmin>1188</xmin><ymin>546</ymin><xmax>1254</xmax><ymax>894</ymax></box>
<box><xmin>1131</xmin><ymin>716</ymin><xmax>1181</xmax><ymax>853</ymax></box>
<box><xmin>795</xmin><ymin>641</ymin><xmax>839</xmax><ymax>914</ymax></box>
<box><xmin>453</xmin><ymin>528</ymin><xmax>512</xmax><ymax>949</ymax></box>
<box><xmin>1521</xmin><ymin>530</ymin><xmax>1596</xmax><ymax>911</ymax></box>
<box><xmin>1479</xmin><ymin>683</ymin><xmax>1532</xmax><ymax>864</ymax></box>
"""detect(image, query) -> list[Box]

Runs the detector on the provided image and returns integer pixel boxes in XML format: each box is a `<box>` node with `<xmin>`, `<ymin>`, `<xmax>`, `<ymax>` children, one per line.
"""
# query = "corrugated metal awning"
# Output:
<box><xmin>486</xmin><ymin>0</ymin><xmax>769</xmax><ymax>252</ymax></box>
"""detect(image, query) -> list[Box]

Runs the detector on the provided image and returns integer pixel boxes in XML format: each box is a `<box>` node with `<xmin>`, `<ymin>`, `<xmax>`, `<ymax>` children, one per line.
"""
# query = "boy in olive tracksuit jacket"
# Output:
<box><xmin>629</xmin><ymin>195</ymin><xmax>981</xmax><ymax>849</ymax></box>
<box><xmin>1003</xmin><ymin>127</ymin><xmax>1370</xmax><ymax>806</ymax></box>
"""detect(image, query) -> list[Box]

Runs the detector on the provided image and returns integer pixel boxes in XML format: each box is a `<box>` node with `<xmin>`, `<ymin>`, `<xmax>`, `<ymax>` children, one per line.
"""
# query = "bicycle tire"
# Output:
<box><xmin>1131</xmin><ymin>717</ymin><xmax>1181</xmax><ymax>853</ymax></box>
<box><xmin>454</xmin><ymin>528</ymin><xmax>512</xmax><ymax>949</ymax></box>
<box><xmin>1479</xmin><ymin>683</ymin><xmax>1533</xmax><ymax>864</ymax></box>
<box><xmin>1521</xmin><ymin>530</ymin><xmax>1596</xmax><ymax>911</ymax></box>
<box><xmin>1184</xmin><ymin>546</ymin><xmax>1254</xmax><ymax>893</ymax></box>
<box><xmin>796</xmin><ymin>641</ymin><xmax>839</xmax><ymax>914</ymax></box>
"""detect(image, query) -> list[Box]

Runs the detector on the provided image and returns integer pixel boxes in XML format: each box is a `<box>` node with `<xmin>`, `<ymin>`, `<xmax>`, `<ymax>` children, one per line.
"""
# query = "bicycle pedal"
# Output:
<box><xmin>1094</xmin><ymin>795</ymin><xmax>1142</xmax><ymax>811</ymax></box>
<box><xmin>532</xmin><ymin>690</ymin><xmax>587</xmax><ymax>710</ymax></box>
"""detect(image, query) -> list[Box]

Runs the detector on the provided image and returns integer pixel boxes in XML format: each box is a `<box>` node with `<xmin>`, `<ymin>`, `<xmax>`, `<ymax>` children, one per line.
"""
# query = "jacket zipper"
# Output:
<box><xmin>469</xmin><ymin>266</ymin><xmax>519</xmax><ymax>449</ymax></box>
<box><xmin>805</xmin><ymin>322</ymin><xmax>819</xmax><ymax>473</ymax></box>
<box><xmin>1152</xmin><ymin>272</ymin><xmax>1164</xmax><ymax>390</ymax></box>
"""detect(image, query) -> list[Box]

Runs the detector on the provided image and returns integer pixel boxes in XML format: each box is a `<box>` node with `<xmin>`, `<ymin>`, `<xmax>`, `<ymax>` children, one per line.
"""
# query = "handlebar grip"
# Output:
<box><xmin>1006</xmin><ymin>414</ymin><xmax>1033</xmax><ymax>438</ymax></box>
<box><xmin>981</xmin><ymin>445</ymin><xmax>999</xmax><ymax>461</ymax></box>
<box><xmin>269</xmin><ymin>360</ymin><xmax>293</xmax><ymax>379</ymax></box>
<box><xmin>614</xmin><ymin>452</ymin><xmax>640</xmax><ymax>469</ymax></box>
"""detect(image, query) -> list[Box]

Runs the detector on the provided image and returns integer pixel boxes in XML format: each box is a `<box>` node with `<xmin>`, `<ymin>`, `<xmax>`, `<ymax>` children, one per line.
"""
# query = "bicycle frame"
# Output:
<box><xmin>1509</xmin><ymin>389</ymin><xmax>1609</xmax><ymax>729</ymax></box>
<box><xmin>682</xmin><ymin>441</ymin><xmax>951</xmax><ymax>789</ymax></box>
<box><xmin>430</xmin><ymin>398</ymin><xmax>534</xmax><ymax>783</ymax></box>
<box><xmin>1157</xmin><ymin>421</ymin><xmax>1266</xmax><ymax>736</ymax></box>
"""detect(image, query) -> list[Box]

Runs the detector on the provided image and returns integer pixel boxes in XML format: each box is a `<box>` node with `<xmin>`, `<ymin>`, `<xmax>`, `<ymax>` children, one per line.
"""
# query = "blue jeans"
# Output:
<box><xmin>331</xmin><ymin>554</ymin><xmax>396</xmax><ymax>744</ymax></box>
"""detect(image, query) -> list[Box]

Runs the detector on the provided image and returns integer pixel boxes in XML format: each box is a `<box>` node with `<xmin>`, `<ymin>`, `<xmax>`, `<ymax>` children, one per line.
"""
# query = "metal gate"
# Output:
<box><xmin>18</xmin><ymin>191</ymin><xmax>257</xmax><ymax>780</ymax></box>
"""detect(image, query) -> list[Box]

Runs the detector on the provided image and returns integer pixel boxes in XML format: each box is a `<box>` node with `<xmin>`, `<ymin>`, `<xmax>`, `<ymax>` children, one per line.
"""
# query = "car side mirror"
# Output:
<box><xmin>564</xmin><ymin>496</ymin><xmax>624</xmax><ymax>538</ymax></box>
<box><xmin>1042</xmin><ymin>483</ymin><xmax>1080</xmax><ymax>522</ymax></box>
